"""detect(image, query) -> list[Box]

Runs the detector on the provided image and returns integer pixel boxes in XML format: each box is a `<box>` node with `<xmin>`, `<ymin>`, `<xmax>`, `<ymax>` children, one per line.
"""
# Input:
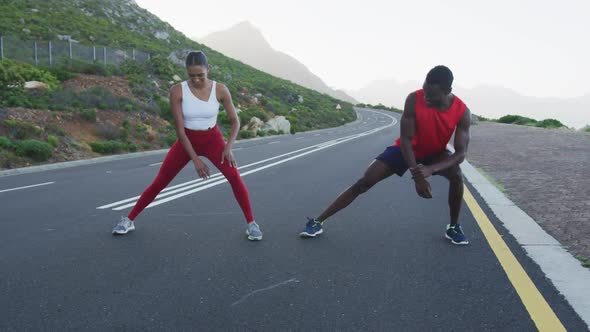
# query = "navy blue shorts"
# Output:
<box><xmin>375</xmin><ymin>146</ymin><xmax>448</xmax><ymax>176</ymax></box>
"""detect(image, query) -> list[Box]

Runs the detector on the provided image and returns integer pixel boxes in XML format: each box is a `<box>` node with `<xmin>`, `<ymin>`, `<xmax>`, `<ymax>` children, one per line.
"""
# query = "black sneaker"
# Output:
<box><xmin>300</xmin><ymin>217</ymin><xmax>323</xmax><ymax>238</ymax></box>
<box><xmin>445</xmin><ymin>224</ymin><xmax>469</xmax><ymax>245</ymax></box>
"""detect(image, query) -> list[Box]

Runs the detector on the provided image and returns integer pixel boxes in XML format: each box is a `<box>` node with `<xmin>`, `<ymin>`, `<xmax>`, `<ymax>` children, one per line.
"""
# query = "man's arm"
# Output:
<box><xmin>399</xmin><ymin>93</ymin><xmax>418</xmax><ymax>168</ymax></box>
<box><xmin>429</xmin><ymin>107</ymin><xmax>471</xmax><ymax>174</ymax></box>
<box><xmin>400</xmin><ymin>93</ymin><xmax>433</xmax><ymax>199</ymax></box>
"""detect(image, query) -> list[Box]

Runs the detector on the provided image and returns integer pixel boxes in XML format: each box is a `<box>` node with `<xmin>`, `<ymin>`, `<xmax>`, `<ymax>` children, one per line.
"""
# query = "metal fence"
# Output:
<box><xmin>0</xmin><ymin>35</ymin><xmax>150</xmax><ymax>66</ymax></box>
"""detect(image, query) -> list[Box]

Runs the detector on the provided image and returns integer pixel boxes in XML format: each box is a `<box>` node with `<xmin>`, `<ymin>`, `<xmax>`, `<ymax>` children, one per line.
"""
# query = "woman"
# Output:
<box><xmin>112</xmin><ymin>51</ymin><xmax>262</xmax><ymax>241</ymax></box>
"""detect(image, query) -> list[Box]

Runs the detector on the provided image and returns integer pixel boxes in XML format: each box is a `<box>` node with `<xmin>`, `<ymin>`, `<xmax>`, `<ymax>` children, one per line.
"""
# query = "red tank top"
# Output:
<box><xmin>394</xmin><ymin>89</ymin><xmax>466</xmax><ymax>158</ymax></box>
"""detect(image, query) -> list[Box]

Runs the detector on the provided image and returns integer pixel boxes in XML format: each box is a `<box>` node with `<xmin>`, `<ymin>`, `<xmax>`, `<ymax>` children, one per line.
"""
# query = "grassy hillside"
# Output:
<box><xmin>0</xmin><ymin>0</ymin><xmax>355</xmax><ymax>169</ymax></box>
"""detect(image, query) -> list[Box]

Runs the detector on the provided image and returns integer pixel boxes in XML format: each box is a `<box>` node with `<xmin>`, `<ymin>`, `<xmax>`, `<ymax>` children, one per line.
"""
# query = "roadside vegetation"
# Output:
<box><xmin>0</xmin><ymin>0</ymin><xmax>355</xmax><ymax>169</ymax></box>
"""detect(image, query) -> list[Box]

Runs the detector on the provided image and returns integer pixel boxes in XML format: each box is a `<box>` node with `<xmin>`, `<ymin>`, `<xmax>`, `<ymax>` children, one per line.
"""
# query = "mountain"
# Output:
<box><xmin>0</xmin><ymin>0</ymin><xmax>191</xmax><ymax>53</ymax></box>
<box><xmin>0</xmin><ymin>0</ymin><xmax>356</xmax><ymax>133</ymax></box>
<box><xmin>197</xmin><ymin>21</ymin><xmax>358</xmax><ymax>104</ymax></box>
<box><xmin>347</xmin><ymin>79</ymin><xmax>590</xmax><ymax>129</ymax></box>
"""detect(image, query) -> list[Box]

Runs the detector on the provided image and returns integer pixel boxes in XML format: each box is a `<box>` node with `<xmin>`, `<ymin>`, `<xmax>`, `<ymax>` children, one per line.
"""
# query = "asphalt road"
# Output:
<box><xmin>0</xmin><ymin>108</ymin><xmax>586</xmax><ymax>331</ymax></box>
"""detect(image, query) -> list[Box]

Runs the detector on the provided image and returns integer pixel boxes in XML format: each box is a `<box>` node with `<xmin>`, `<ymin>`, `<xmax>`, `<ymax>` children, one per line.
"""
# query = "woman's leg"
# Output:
<box><xmin>198</xmin><ymin>130</ymin><xmax>255</xmax><ymax>223</ymax></box>
<box><xmin>127</xmin><ymin>140</ymin><xmax>190</xmax><ymax>220</ymax></box>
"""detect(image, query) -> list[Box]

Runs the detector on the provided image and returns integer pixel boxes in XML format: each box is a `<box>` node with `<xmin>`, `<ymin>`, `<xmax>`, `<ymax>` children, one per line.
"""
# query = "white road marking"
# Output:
<box><xmin>98</xmin><ymin>110</ymin><xmax>397</xmax><ymax>211</ymax></box>
<box><xmin>231</xmin><ymin>278</ymin><xmax>299</xmax><ymax>306</ymax></box>
<box><xmin>0</xmin><ymin>182</ymin><xmax>54</xmax><ymax>193</ymax></box>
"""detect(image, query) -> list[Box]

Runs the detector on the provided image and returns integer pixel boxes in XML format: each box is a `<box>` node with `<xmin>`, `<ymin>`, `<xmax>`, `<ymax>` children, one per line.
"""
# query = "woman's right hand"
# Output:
<box><xmin>194</xmin><ymin>158</ymin><xmax>210</xmax><ymax>180</ymax></box>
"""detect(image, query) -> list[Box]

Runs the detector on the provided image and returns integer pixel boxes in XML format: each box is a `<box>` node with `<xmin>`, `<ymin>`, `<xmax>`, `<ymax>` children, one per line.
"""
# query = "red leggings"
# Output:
<box><xmin>128</xmin><ymin>126</ymin><xmax>254</xmax><ymax>223</ymax></box>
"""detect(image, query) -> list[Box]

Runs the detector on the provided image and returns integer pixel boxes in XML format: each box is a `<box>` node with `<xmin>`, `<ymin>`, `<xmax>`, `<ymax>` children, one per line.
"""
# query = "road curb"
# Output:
<box><xmin>462</xmin><ymin>160</ymin><xmax>590</xmax><ymax>328</ymax></box>
<box><xmin>0</xmin><ymin>149</ymin><xmax>170</xmax><ymax>178</ymax></box>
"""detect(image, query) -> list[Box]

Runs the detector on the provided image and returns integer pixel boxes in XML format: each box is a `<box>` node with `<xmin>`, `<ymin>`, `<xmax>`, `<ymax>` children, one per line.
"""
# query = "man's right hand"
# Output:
<box><xmin>414</xmin><ymin>177</ymin><xmax>433</xmax><ymax>199</ymax></box>
<box><xmin>194</xmin><ymin>158</ymin><xmax>210</xmax><ymax>180</ymax></box>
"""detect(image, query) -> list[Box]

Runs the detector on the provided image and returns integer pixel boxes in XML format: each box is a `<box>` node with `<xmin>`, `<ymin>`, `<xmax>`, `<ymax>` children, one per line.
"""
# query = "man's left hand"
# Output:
<box><xmin>410</xmin><ymin>164</ymin><xmax>433</xmax><ymax>180</ymax></box>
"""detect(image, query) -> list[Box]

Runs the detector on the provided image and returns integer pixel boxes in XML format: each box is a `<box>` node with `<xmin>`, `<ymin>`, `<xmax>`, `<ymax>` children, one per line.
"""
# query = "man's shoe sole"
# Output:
<box><xmin>445</xmin><ymin>234</ymin><xmax>469</xmax><ymax>245</ymax></box>
<box><xmin>300</xmin><ymin>229</ymin><xmax>323</xmax><ymax>238</ymax></box>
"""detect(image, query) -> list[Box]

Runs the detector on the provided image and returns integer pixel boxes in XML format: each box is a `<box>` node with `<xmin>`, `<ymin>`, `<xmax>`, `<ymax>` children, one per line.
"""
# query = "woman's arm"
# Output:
<box><xmin>218</xmin><ymin>83</ymin><xmax>239</xmax><ymax>167</ymax></box>
<box><xmin>170</xmin><ymin>84</ymin><xmax>210</xmax><ymax>178</ymax></box>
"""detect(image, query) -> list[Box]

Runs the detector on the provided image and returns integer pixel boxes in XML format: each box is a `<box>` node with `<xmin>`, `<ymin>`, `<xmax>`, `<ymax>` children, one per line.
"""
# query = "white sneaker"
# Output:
<box><xmin>112</xmin><ymin>216</ymin><xmax>135</xmax><ymax>235</ymax></box>
<box><xmin>246</xmin><ymin>221</ymin><xmax>263</xmax><ymax>241</ymax></box>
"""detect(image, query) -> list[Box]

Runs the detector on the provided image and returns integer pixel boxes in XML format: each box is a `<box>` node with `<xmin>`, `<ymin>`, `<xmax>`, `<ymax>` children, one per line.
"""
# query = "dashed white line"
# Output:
<box><xmin>0</xmin><ymin>181</ymin><xmax>55</xmax><ymax>193</ymax></box>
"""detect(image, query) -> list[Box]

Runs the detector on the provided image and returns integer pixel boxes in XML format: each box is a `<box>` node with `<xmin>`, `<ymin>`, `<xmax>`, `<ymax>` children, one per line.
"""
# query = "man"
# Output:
<box><xmin>300</xmin><ymin>65</ymin><xmax>471</xmax><ymax>245</ymax></box>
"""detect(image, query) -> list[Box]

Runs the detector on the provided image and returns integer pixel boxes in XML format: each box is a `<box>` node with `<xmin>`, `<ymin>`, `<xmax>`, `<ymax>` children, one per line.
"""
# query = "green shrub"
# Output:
<box><xmin>164</xmin><ymin>132</ymin><xmax>177</xmax><ymax>146</ymax></box>
<box><xmin>80</xmin><ymin>108</ymin><xmax>97</xmax><ymax>122</ymax></box>
<box><xmin>45</xmin><ymin>123</ymin><xmax>66</xmax><ymax>136</ymax></box>
<box><xmin>135</xmin><ymin>123</ymin><xmax>149</xmax><ymax>132</ymax></box>
<box><xmin>148</xmin><ymin>55</ymin><xmax>179</xmax><ymax>79</ymax></box>
<box><xmin>238</xmin><ymin>130</ymin><xmax>254</xmax><ymax>139</ymax></box>
<box><xmin>286</xmin><ymin>115</ymin><xmax>299</xmax><ymax>134</ymax></box>
<box><xmin>126</xmin><ymin>142</ymin><xmax>138</xmax><ymax>152</ymax></box>
<box><xmin>0</xmin><ymin>59</ymin><xmax>25</xmax><ymax>91</ymax></box>
<box><xmin>266</xmin><ymin>129</ymin><xmax>278</xmax><ymax>136</ymax></box>
<box><xmin>497</xmin><ymin>114</ymin><xmax>537</xmax><ymax>125</ymax></box>
<box><xmin>40</xmin><ymin>65</ymin><xmax>77</xmax><ymax>82</ymax></box>
<box><xmin>217</xmin><ymin>111</ymin><xmax>231</xmax><ymax>126</ymax></box>
<box><xmin>119</xmin><ymin>128</ymin><xmax>129</xmax><ymax>141</ymax></box>
<box><xmin>0</xmin><ymin>59</ymin><xmax>59</xmax><ymax>91</ymax></box>
<box><xmin>1</xmin><ymin>92</ymin><xmax>32</xmax><ymax>107</ymax></box>
<box><xmin>3</xmin><ymin>120</ymin><xmax>43</xmax><ymax>139</ymax></box>
<box><xmin>222</xmin><ymin>130</ymin><xmax>230</xmax><ymax>141</ymax></box>
<box><xmin>122</xmin><ymin>119</ymin><xmax>131</xmax><ymax>130</ymax></box>
<box><xmin>89</xmin><ymin>140</ymin><xmax>125</xmax><ymax>154</ymax></box>
<box><xmin>535</xmin><ymin>119</ymin><xmax>565</xmax><ymax>129</ymax></box>
<box><xmin>47</xmin><ymin>135</ymin><xmax>59</xmax><ymax>147</ymax></box>
<box><xmin>155</xmin><ymin>95</ymin><xmax>173</xmax><ymax>122</ymax></box>
<box><xmin>0</xmin><ymin>150</ymin><xmax>21</xmax><ymax>169</ymax></box>
<box><xmin>243</xmin><ymin>106</ymin><xmax>271</xmax><ymax>123</ymax></box>
<box><xmin>15</xmin><ymin>139</ymin><xmax>53</xmax><ymax>161</ymax></box>
<box><xmin>0</xmin><ymin>136</ymin><xmax>14</xmax><ymax>149</ymax></box>
<box><xmin>95</xmin><ymin>123</ymin><xmax>121</xmax><ymax>140</ymax></box>
<box><xmin>60</xmin><ymin>59</ymin><xmax>110</xmax><ymax>76</ymax></box>
<box><xmin>475</xmin><ymin>114</ymin><xmax>490</xmax><ymax>121</ymax></box>
<box><xmin>119</xmin><ymin>59</ymin><xmax>147</xmax><ymax>77</ymax></box>
<box><xmin>257</xmin><ymin>130</ymin><xmax>267</xmax><ymax>137</ymax></box>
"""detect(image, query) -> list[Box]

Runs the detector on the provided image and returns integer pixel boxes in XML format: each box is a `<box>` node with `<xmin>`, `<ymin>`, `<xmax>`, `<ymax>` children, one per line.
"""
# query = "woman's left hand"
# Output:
<box><xmin>221</xmin><ymin>146</ymin><xmax>237</xmax><ymax>168</ymax></box>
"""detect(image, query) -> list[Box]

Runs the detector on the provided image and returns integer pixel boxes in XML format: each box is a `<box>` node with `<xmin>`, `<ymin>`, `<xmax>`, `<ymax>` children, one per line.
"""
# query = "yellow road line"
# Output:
<box><xmin>463</xmin><ymin>185</ymin><xmax>566</xmax><ymax>332</ymax></box>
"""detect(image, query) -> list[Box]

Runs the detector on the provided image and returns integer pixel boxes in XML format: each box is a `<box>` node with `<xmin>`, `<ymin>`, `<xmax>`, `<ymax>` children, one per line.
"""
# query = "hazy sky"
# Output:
<box><xmin>136</xmin><ymin>0</ymin><xmax>589</xmax><ymax>98</ymax></box>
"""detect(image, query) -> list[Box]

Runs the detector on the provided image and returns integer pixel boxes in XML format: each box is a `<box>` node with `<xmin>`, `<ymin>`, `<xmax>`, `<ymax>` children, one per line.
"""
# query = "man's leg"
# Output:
<box><xmin>316</xmin><ymin>159</ymin><xmax>395</xmax><ymax>222</ymax></box>
<box><xmin>437</xmin><ymin>164</ymin><xmax>464</xmax><ymax>226</ymax></box>
<box><xmin>433</xmin><ymin>157</ymin><xmax>468</xmax><ymax>245</ymax></box>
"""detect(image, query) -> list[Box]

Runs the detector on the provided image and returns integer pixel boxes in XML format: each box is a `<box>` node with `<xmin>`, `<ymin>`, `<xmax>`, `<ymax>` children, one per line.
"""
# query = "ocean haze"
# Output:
<box><xmin>346</xmin><ymin>79</ymin><xmax>590</xmax><ymax>129</ymax></box>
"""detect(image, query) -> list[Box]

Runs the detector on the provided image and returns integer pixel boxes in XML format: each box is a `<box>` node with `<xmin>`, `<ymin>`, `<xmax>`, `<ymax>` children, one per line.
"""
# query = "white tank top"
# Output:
<box><xmin>181</xmin><ymin>80</ymin><xmax>220</xmax><ymax>130</ymax></box>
